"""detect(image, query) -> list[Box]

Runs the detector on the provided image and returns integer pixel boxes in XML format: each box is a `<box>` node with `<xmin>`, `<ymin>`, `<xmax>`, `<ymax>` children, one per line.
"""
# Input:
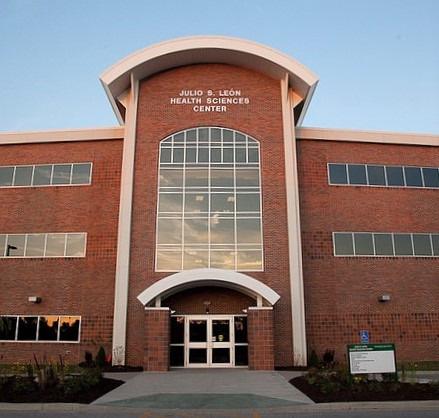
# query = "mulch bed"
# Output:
<box><xmin>290</xmin><ymin>375</ymin><xmax>439</xmax><ymax>403</ymax></box>
<box><xmin>0</xmin><ymin>377</ymin><xmax>124</xmax><ymax>404</ymax></box>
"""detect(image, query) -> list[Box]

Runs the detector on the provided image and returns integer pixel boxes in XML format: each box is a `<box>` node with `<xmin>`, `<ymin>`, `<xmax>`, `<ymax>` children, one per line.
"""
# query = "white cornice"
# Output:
<box><xmin>296</xmin><ymin>127</ymin><xmax>439</xmax><ymax>147</ymax></box>
<box><xmin>0</xmin><ymin>126</ymin><xmax>124</xmax><ymax>145</ymax></box>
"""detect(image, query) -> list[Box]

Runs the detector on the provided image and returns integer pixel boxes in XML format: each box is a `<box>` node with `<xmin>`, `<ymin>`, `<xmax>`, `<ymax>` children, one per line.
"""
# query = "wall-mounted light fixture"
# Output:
<box><xmin>378</xmin><ymin>295</ymin><xmax>391</xmax><ymax>302</ymax></box>
<box><xmin>6</xmin><ymin>245</ymin><xmax>17</xmax><ymax>256</ymax></box>
<box><xmin>28</xmin><ymin>296</ymin><xmax>42</xmax><ymax>303</ymax></box>
<box><xmin>204</xmin><ymin>301</ymin><xmax>211</xmax><ymax>314</ymax></box>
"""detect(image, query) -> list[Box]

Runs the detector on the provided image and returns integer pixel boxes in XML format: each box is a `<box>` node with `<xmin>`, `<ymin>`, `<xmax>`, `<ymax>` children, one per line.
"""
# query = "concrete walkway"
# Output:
<box><xmin>92</xmin><ymin>369</ymin><xmax>313</xmax><ymax>409</ymax></box>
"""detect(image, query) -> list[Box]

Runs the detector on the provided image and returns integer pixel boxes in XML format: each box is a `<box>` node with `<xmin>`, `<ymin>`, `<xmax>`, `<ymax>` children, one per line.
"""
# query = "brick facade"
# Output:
<box><xmin>297</xmin><ymin>139</ymin><xmax>439</xmax><ymax>362</ymax></box>
<box><xmin>247</xmin><ymin>308</ymin><xmax>274</xmax><ymax>370</ymax></box>
<box><xmin>0</xmin><ymin>140</ymin><xmax>122</xmax><ymax>365</ymax></box>
<box><xmin>1</xmin><ymin>39</ymin><xmax>438</xmax><ymax>370</ymax></box>
<box><xmin>143</xmin><ymin>308</ymin><xmax>170</xmax><ymax>371</ymax></box>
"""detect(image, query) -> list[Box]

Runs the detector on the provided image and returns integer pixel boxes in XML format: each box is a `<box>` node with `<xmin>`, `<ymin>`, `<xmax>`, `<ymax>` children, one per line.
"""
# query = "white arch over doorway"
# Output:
<box><xmin>137</xmin><ymin>268</ymin><xmax>281</xmax><ymax>307</ymax></box>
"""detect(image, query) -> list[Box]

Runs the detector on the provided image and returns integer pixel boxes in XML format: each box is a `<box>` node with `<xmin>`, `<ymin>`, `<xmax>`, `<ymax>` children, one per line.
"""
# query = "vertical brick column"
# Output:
<box><xmin>247</xmin><ymin>307</ymin><xmax>274</xmax><ymax>370</ymax></box>
<box><xmin>143</xmin><ymin>307</ymin><xmax>170</xmax><ymax>371</ymax></box>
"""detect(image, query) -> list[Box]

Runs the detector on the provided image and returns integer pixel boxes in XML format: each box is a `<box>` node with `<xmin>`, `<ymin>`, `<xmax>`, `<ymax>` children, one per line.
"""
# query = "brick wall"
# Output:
<box><xmin>297</xmin><ymin>139</ymin><xmax>439</xmax><ymax>362</ymax></box>
<box><xmin>0</xmin><ymin>140</ymin><xmax>122</xmax><ymax>365</ymax></box>
<box><xmin>143</xmin><ymin>308</ymin><xmax>170</xmax><ymax>371</ymax></box>
<box><xmin>126</xmin><ymin>63</ymin><xmax>294</xmax><ymax>367</ymax></box>
<box><xmin>247</xmin><ymin>307</ymin><xmax>274</xmax><ymax>370</ymax></box>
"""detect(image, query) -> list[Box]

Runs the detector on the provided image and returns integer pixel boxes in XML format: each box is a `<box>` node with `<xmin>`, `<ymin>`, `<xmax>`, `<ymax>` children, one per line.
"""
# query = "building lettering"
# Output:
<box><xmin>170</xmin><ymin>88</ymin><xmax>250</xmax><ymax>112</ymax></box>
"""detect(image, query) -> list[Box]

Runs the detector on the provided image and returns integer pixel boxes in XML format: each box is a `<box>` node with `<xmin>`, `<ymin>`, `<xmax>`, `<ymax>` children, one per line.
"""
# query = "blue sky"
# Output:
<box><xmin>1</xmin><ymin>0</ymin><xmax>438</xmax><ymax>134</ymax></box>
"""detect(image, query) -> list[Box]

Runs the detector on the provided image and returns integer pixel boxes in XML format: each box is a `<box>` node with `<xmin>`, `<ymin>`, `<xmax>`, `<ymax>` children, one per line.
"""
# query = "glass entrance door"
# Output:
<box><xmin>170</xmin><ymin>314</ymin><xmax>248</xmax><ymax>368</ymax></box>
<box><xmin>187</xmin><ymin>316</ymin><xmax>233</xmax><ymax>367</ymax></box>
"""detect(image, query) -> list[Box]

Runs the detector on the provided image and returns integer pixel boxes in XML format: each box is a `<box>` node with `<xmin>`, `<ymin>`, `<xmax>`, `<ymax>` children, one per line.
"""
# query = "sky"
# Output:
<box><xmin>0</xmin><ymin>0</ymin><xmax>438</xmax><ymax>134</ymax></box>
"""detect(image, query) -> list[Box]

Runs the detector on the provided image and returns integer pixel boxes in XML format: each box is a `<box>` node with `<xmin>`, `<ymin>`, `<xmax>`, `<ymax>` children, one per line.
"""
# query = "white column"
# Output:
<box><xmin>280</xmin><ymin>75</ymin><xmax>308</xmax><ymax>366</ymax></box>
<box><xmin>111</xmin><ymin>75</ymin><xmax>139</xmax><ymax>365</ymax></box>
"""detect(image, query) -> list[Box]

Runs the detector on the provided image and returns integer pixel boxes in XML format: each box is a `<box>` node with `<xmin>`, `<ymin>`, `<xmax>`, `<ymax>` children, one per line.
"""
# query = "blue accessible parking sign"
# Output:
<box><xmin>360</xmin><ymin>330</ymin><xmax>369</xmax><ymax>344</ymax></box>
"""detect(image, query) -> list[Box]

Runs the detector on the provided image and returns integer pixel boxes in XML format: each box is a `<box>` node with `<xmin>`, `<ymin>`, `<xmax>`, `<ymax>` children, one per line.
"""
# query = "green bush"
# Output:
<box><xmin>11</xmin><ymin>377</ymin><xmax>35</xmax><ymax>394</ymax></box>
<box><xmin>95</xmin><ymin>346</ymin><xmax>107</xmax><ymax>368</ymax></box>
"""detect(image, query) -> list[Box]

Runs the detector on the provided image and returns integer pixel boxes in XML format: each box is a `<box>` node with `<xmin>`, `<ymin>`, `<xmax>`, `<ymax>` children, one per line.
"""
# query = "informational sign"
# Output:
<box><xmin>348</xmin><ymin>344</ymin><xmax>396</xmax><ymax>375</ymax></box>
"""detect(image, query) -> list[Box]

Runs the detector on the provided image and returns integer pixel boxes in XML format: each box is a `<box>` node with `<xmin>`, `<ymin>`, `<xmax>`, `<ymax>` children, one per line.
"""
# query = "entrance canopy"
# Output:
<box><xmin>137</xmin><ymin>268</ymin><xmax>281</xmax><ymax>307</ymax></box>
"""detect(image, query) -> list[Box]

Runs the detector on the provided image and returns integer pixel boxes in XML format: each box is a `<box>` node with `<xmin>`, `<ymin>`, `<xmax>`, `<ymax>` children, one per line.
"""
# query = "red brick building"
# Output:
<box><xmin>0</xmin><ymin>37</ymin><xmax>438</xmax><ymax>370</ymax></box>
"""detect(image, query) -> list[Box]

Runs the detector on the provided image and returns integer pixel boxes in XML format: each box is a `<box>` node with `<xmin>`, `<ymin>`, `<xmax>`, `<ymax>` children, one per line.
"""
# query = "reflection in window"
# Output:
<box><xmin>0</xmin><ymin>315</ymin><xmax>80</xmax><ymax>342</ymax></box>
<box><xmin>0</xmin><ymin>163</ymin><xmax>92</xmax><ymax>187</ymax></box>
<box><xmin>328</xmin><ymin>163</ymin><xmax>439</xmax><ymax>188</ymax></box>
<box><xmin>0</xmin><ymin>233</ymin><xmax>86</xmax><ymax>258</ymax></box>
<box><xmin>157</xmin><ymin>127</ymin><xmax>262</xmax><ymax>271</ymax></box>
<box><xmin>334</xmin><ymin>232</ymin><xmax>439</xmax><ymax>257</ymax></box>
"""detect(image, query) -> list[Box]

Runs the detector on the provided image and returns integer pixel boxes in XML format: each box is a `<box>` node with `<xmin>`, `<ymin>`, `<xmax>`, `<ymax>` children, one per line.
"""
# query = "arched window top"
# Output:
<box><xmin>161</xmin><ymin>127</ymin><xmax>259</xmax><ymax>147</ymax></box>
<box><xmin>159</xmin><ymin>127</ymin><xmax>260</xmax><ymax>168</ymax></box>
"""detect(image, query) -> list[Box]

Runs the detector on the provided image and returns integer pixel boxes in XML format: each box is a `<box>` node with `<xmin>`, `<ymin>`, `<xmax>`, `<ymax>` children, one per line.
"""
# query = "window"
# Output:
<box><xmin>328</xmin><ymin>163</ymin><xmax>439</xmax><ymax>189</ymax></box>
<box><xmin>0</xmin><ymin>163</ymin><xmax>92</xmax><ymax>187</ymax></box>
<box><xmin>156</xmin><ymin>127</ymin><xmax>263</xmax><ymax>271</ymax></box>
<box><xmin>0</xmin><ymin>233</ymin><xmax>87</xmax><ymax>258</ymax></box>
<box><xmin>0</xmin><ymin>315</ymin><xmax>80</xmax><ymax>342</ymax></box>
<box><xmin>333</xmin><ymin>232</ymin><xmax>439</xmax><ymax>257</ymax></box>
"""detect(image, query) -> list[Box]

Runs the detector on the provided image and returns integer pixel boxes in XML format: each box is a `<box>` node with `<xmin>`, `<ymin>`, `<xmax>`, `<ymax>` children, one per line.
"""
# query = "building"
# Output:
<box><xmin>0</xmin><ymin>36</ymin><xmax>438</xmax><ymax>370</ymax></box>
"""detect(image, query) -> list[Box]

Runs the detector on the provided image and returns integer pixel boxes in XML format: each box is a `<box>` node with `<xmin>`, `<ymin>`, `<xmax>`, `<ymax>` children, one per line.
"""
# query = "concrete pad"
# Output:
<box><xmin>93</xmin><ymin>369</ymin><xmax>314</xmax><ymax>409</ymax></box>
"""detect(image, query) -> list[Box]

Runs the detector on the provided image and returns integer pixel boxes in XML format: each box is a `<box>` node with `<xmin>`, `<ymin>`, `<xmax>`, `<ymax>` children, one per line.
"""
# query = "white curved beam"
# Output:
<box><xmin>137</xmin><ymin>268</ymin><xmax>281</xmax><ymax>307</ymax></box>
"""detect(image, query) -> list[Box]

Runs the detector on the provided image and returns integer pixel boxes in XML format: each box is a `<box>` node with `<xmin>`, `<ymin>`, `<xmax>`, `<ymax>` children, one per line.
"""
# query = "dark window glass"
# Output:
<box><xmin>234</xmin><ymin>317</ymin><xmax>247</xmax><ymax>343</ymax></box>
<box><xmin>198</xmin><ymin>128</ymin><xmax>209</xmax><ymax>142</ymax></box>
<box><xmin>367</xmin><ymin>165</ymin><xmax>386</xmax><ymax>186</ymax></box>
<box><xmin>174</xmin><ymin>132</ymin><xmax>184</xmax><ymax>143</ymax></box>
<box><xmin>173</xmin><ymin>148</ymin><xmax>184</xmax><ymax>163</ymax></box>
<box><xmin>348</xmin><ymin>164</ymin><xmax>367</xmax><ymax>185</ymax></box>
<box><xmin>211</xmin><ymin>128</ymin><xmax>221</xmax><ymax>142</ymax></box>
<box><xmin>170</xmin><ymin>316</ymin><xmax>185</xmax><ymax>344</ymax></box>
<box><xmin>248</xmin><ymin>148</ymin><xmax>259</xmax><ymax>163</ymax></box>
<box><xmin>386</xmin><ymin>166</ymin><xmax>404</xmax><ymax>186</ymax></box>
<box><xmin>38</xmin><ymin>316</ymin><xmax>59</xmax><ymax>341</ymax></box>
<box><xmin>189</xmin><ymin>348</ymin><xmax>207</xmax><ymax>363</ymax></box>
<box><xmin>14</xmin><ymin>166</ymin><xmax>33</xmax><ymax>186</ymax></box>
<box><xmin>210</xmin><ymin>148</ymin><xmax>221</xmax><ymax>163</ymax></box>
<box><xmin>413</xmin><ymin>234</ymin><xmax>433</xmax><ymax>256</ymax></box>
<box><xmin>223</xmin><ymin>129</ymin><xmax>233</xmax><ymax>143</ymax></box>
<box><xmin>328</xmin><ymin>164</ymin><xmax>347</xmax><ymax>184</ymax></box>
<box><xmin>0</xmin><ymin>316</ymin><xmax>17</xmax><ymax>340</ymax></box>
<box><xmin>404</xmin><ymin>167</ymin><xmax>423</xmax><ymax>187</ymax></box>
<box><xmin>59</xmin><ymin>317</ymin><xmax>80</xmax><ymax>341</ymax></box>
<box><xmin>354</xmin><ymin>233</ymin><xmax>374</xmax><ymax>255</ymax></box>
<box><xmin>334</xmin><ymin>233</ymin><xmax>354</xmax><ymax>255</ymax></box>
<box><xmin>0</xmin><ymin>167</ymin><xmax>14</xmax><ymax>186</ymax></box>
<box><xmin>17</xmin><ymin>316</ymin><xmax>38</xmax><ymax>340</ymax></box>
<box><xmin>374</xmin><ymin>233</ymin><xmax>394</xmax><ymax>255</ymax></box>
<box><xmin>189</xmin><ymin>320</ymin><xmax>207</xmax><ymax>342</ymax></box>
<box><xmin>160</xmin><ymin>148</ymin><xmax>172</xmax><ymax>163</ymax></box>
<box><xmin>33</xmin><ymin>165</ymin><xmax>52</xmax><ymax>185</ymax></box>
<box><xmin>393</xmin><ymin>234</ymin><xmax>413</xmax><ymax>256</ymax></box>
<box><xmin>235</xmin><ymin>345</ymin><xmax>248</xmax><ymax>366</ymax></box>
<box><xmin>170</xmin><ymin>346</ymin><xmax>184</xmax><ymax>367</ymax></box>
<box><xmin>186</xmin><ymin>129</ymin><xmax>197</xmax><ymax>142</ymax></box>
<box><xmin>52</xmin><ymin>164</ymin><xmax>72</xmax><ymax>185</ymax></box>
<box><xmin>71</xmin><ymin>163</ymin><xmax>91</xmax><ymax>185</ymax></box>
<box><xmin>185</xmin><ymin>147</ymin><xmax>196</xmax><ymax>163</ymax></box>
<box><xmin>235</xmin><ymin>148</ymin><xmax>246</xmax><ymax>163</ymax></box>
<box><xmin>212</xmin><ymin>348</ymin><xmax>230</xmax><ymax>363</ymax></box>
<box><xmin>422</xmin><ymin>168</ymin><xmax>439</xmax><ymax>188</ymax></box>
<box><xmin>431</xmin><ymin>235</ymin><xmax>439</xmax><ymax>256</ymax></box>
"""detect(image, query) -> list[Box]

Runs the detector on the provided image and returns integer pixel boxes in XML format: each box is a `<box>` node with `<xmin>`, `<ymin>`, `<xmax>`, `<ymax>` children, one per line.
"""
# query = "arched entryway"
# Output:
<box><xmin>137</xmin><ymin>268</ymin><xmax>280</xmax><ymax>370</ymax></box>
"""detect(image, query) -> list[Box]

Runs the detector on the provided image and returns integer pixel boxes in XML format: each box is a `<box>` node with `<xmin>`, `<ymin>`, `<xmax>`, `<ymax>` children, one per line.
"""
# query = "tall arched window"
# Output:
<box><xmin>156</xmin><ymin>127</ymin><xmax>263</xmax><ymax>271</ymax></box>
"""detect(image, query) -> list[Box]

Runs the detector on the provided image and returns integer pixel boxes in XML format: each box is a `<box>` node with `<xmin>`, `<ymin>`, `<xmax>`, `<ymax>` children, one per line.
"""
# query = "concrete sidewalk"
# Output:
<box><xmin>92</xmin><ymin>369</ymin><xmax>313</xmax><ymax>409</ymax></box>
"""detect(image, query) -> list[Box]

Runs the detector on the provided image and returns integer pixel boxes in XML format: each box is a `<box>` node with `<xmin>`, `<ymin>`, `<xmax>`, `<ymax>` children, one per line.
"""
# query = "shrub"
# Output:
<box><xmin>308</xmin><ymin>349</ymin><xmax>319</xmax><ymax>368</ymax></box>
<box><xmin>95</xmin><ymin>346</ymin><xmax>107</xmax><ymax>368</ymax></box>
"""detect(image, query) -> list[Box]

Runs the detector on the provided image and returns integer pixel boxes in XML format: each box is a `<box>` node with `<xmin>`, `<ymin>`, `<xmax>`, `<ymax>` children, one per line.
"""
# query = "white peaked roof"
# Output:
<box><xmin>100</xmin><ymin>36</ymin><xmax>319</xmax><ymax>125</ymax></box>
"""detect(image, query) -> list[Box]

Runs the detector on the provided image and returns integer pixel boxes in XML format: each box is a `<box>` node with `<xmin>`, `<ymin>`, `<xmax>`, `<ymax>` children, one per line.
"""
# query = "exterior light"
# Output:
<box><xmin>28</xmin><ymin>296</ymin><xmax>42</xmax><ymax>303</ymax></box>
<box><xmin>6</xmin><ymin>244</ymin><xmax>17</xmax><ymax>256</ymax></box>
<box><xmin>378</xmin><ymin>295</ymin><xmax>391</xmax><ymax>302</ymax></box>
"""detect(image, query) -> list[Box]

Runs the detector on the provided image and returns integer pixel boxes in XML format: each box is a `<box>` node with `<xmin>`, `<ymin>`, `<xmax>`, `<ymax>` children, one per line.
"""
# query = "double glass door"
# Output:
<box><xmin>170</xmin><ymin>315</ymin><xmax>248</xmax><ymax>368</ymax></box>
